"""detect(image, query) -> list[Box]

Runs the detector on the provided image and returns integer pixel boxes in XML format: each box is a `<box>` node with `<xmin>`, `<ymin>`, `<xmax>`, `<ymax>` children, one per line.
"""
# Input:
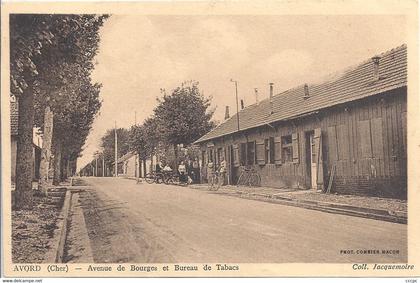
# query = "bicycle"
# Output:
<box><xmin>145</xmin><ymin>171</ymin><xmax>164</xmax><ymax>184</ymax></box>
<box><xmin>208</xmin><ymin>171</ymin><xmax>225</xmax><ymax>191</ymax></box>
<box><xmin>164</xmin><ymin>171</ymin><xmax>188</xmax><ymax>186</ymax></box>
<box><xmin>237</xmin><ymin>167</ymin><xmax>261</xmax><ymax>187</ymax></box>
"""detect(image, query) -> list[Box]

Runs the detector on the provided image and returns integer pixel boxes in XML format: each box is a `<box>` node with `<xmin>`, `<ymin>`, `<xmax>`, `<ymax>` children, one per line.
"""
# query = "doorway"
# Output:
<box><xmin>305</xmin><ymin>130</ymin><xmax>317</xmax><ymax>189</ymax></box>
<box><xmin>305</xmin><ymin>128</ymin><xmax>324</xmax><ymax>190</ymax></box>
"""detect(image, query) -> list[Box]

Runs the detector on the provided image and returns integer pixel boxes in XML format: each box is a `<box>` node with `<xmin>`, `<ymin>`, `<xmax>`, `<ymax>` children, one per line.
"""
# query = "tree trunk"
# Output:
<box><xmin>72</xmin><ymin>159</ymin><xmax>77</xmax><ymax>176</ymax></box>
<box><xmin>39</xmin><ymin>106</ymin><xmax>53</xmax><ymax>194</ymax></box>
<box><xmin>137</xmin><ymin>153</ymin><xmax>142</xmax><ymax>177</ymax></box>
<box><xmin>173</xmin><ymin>144</ymin><xmax>178</xmax><ymax>169</ymax></box>
<box><xmin>61</xmin><ymin>156</ymin><xmax>68</xmax><ymax>181</ymax></box>
<box><xmin>52</xmin><ymin>139</ymin><xmax>62</xmax><ymax>186</ymax></box>
<box><xmin>143</xmin><ymin>159</ymin><xmax>147</xmax><ymax>177</ymax></box>
<box><xmin>15</xmin><ymin>89</ymin><xmax>35</xmax><ymax>209</ymax></box>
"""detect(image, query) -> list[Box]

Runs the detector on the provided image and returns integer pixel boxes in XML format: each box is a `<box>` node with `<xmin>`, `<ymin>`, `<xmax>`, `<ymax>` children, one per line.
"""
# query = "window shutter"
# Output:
<box><xmin>327</xmin><ymin>126</ymin><xmax>338</xmax><ymax>162</ymax></box>
<box><xmin>292</xmin><ymin>133</ymin><xmax>299</xmax><ymax>164</ymax></box>
<box><xmin>274</xmin><ymin>137</ymin><xmax>282</xmax><ymax>165</ymax></box>
<box><xmin>359</xmin><ymin>120</ymin><xmax>372</xmax><ymax>158</ymax></box>
<box><xmin>233</xmin><ymin>144</ymin><xmax>240</xmax><ymax>167</ymax></box>
<box><xmin>371</xmin><ymin>118</ymin><xmax>383</xmax><ymax>158</ymax></box>
<box><xmin>256</xmin><ymin>140</ymin><xmax>265</xmax><ymax>165</ymax></box>
<box><xmin>336</xmin><ymin>124</ymin><xmax>350</xmax><ymax>160</ymax></box>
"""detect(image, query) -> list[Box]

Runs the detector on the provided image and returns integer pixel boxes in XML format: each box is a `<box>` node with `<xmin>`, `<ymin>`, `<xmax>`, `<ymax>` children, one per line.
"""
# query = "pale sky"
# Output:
<box><xmin>77</xmin><ymin>15</ymin><xmax>406</xmax><ymax>170</ymax></box>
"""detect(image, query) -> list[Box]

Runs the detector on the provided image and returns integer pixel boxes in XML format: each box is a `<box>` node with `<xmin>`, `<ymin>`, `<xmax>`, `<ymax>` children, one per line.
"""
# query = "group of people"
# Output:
<box><xmin>155</xmin><ymin>157</ymin><xmax>201</xmax><ymax>184</ymax></box>
<box><xmin>153</xmin><ymin>156</ymin><xmax>227</xmax><ymax>186</ymax></box>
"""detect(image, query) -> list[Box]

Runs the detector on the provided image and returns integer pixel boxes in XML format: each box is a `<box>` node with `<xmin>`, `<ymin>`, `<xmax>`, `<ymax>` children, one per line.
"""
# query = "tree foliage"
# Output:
<box><xmin>129</xmin><ymin>125</ymin><xmax>150</xmax><ymax>160</ymax></box>
<box><xmin>10</xmin><ymin>14</ymin><xmax>107</xmax><ymax>207</ymax></box>
<box><xmin>153</xmin><ymin>81</ymin><xmax>216</xmax><ymax>147</ymax></box>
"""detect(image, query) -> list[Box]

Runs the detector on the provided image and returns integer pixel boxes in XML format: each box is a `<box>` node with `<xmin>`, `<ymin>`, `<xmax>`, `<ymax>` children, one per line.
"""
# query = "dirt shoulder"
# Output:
<box><xmin>12</xmin><ymin>193</ymin><xmax>63</xmax><ymax>263</ymax></box>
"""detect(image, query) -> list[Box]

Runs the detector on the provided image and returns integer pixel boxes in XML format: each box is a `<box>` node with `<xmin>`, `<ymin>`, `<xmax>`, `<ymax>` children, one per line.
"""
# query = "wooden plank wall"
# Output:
<box><xmin>200</xmin><ymin>87</ymin><xmax>407</xmax><ymax>194</ymax></box>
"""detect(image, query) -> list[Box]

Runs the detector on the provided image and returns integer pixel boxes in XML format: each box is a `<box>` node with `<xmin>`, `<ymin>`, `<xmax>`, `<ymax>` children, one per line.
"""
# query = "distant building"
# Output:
<box><xmin>117</xmin><ymin>151</ymin><xmax>158</xmax><ymax>178</ymax></box>
<box><xmin>117</xmin><ymin>152</ymin><xmax>138</xmax><ymax>177</ymax></box>
<box><xmin>195</xmin><ymin>45</ymin><xmax>407</xmax><ymax>199</ymax></box>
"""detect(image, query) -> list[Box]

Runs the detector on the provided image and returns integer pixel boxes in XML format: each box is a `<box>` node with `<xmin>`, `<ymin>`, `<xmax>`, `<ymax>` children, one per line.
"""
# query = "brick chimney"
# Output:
<box><xmin>254</xmin><ymin>88</ymin><xmax>259</xmax><ymax>105</ymax></box>
<box><xmin>240</xmin><ymin>99</ymin><xmax>244</xmax><ymax>110</ymax></box>
<box><xmin>224</xmin><ymin>106</ymin><xmax>230</xmax><ymax>119</ymax></box>
<box><xmin>269</xmin><ymin>83</ymin><xmax>274</xmax><ymax>114</ymax></box>
<box><xmin>303</xmin><ymin>84</ymin><xmax>309</xmax><ymax>99</ymax></box>
<box><xmin>372</xmin><ymin>55</ymin><xmax>381</xmax><ymax>80</ymax></box>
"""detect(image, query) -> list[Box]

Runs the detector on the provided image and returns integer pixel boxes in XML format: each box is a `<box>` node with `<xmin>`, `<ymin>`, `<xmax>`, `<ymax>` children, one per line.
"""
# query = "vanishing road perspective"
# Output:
<box><xmin>9</xmin><ymin>14</ymin><xmax>409</xmax><ymax>269</ymax></box>
<box><xmin>65</xmin><ymin>177</ymin><xmax>407</xmax><ymax>263</ymax></box>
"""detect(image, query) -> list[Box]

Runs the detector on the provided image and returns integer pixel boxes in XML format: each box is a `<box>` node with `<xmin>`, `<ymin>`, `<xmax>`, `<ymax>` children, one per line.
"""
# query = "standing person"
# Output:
<box><xmin>178</xmin><ymin>161</ymin><xmax>187</xmax><ymax>183</ymax></box>
<box><xmin>219</xmin><ymin>156</ymin><xmax>226</xmax><ymax>186</ymax></box>
<box><xmin>187</xmin><ymin>159</ymin><xmax>193</xmax><ymax>180</ymax></box>
<box><xmin>207</xmin><ymin>159</ymin><xmax>215</xmax><ymax>187</ymax></box>
<box><xmin>156</xmin><ymin>160</ymin><xmax>163</xmax><ymax>173</ymax></box>
<box><xmin>192</xmin><ymin>157</ymin><xmax>200</xmax><ymax>183</ymax></box>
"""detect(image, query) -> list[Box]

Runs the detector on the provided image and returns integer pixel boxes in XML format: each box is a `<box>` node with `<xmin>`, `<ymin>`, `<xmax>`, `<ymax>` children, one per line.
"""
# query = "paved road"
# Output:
<box><xmin>76</xmin><ymin>177</ymin><xmax>407</xmax><ymax>263</ymax></box>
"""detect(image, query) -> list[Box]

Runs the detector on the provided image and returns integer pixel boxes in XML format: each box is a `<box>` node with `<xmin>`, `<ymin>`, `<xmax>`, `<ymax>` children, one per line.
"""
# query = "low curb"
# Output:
<box><xmin>189</xmin><ymin>185</ymin><xmax>407</xmax><ymax>224</ymax></box>
<box><xmin>44</xmin><ymin>189</ymin><xmax>73</xmax><ymax>263</ymax></box>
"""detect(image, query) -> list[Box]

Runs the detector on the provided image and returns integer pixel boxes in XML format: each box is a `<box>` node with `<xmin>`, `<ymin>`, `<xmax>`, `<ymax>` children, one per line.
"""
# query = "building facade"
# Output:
<box><xmin>195</xmin><ymin>45</ymin><xmax>407</xmax><ymax>199</ymax></box>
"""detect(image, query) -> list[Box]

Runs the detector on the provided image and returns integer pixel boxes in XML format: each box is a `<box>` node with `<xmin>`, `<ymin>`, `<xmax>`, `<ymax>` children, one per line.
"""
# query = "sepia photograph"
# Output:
<box><xmin>1</xmin><ymin>0</ymin><xmax>419</xmax><ymax>279</ymax></box>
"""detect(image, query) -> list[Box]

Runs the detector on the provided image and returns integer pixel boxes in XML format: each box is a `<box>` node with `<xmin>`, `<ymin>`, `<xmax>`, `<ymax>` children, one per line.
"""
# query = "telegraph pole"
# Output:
<box><xmin>102</xmin><ymin>156</ymin><xmax>105</xmax><ymax>177</ymax></box>
<box><xmin>114</xmin><ymin>121</ymin><xmax>118</xmax><ymax>177</ymax></box>
<box><xmin>230</xmin><ymin>79</ymin><xmax>240</xmax><ymax>132</ymax></box>
<box><xmin>95</xmin><ymin>155</ymin><xmax>98</xmax><ymax>177</ymax></box>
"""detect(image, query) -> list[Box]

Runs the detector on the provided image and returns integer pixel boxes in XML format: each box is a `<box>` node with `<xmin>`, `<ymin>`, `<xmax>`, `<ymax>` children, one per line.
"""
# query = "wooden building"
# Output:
<box><xmin>195</xmin><ymin>45</ymin><xmax>407</xmax><ymax>199</ymax></box>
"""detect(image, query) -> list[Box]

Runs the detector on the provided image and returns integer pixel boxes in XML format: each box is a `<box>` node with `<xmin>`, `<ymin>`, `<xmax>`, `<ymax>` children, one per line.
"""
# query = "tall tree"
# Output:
<box><xmin>153</xmin><ymin>81</ymin><xmax>216</xmax><ymax>164</ymax></box>
<box><xmin>129</xmin><ymin>125</ymin><xmax>147</xmax><ymax>177</ymax></box>
<box><xmin>10</xmin><ymin>15</ymin><xmax>55</xmax><ymax>208</ymax></box>
<box><xmin>10</xmin><ymin>14</ymin><xmax>107</xmax><ymax>207</ymax></box>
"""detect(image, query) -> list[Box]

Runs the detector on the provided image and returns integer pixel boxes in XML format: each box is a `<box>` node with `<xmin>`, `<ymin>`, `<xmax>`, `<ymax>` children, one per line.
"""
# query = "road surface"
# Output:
<box><xmin>74</xmin><ymin>177</ymin><xmax>407</xmax><ymax>263</ymax></box>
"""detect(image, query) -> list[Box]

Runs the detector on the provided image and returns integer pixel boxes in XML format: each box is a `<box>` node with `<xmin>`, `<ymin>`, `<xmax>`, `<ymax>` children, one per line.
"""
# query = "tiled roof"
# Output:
<box><xmin>196</xmin><ymin>44</ymin><xmax>407</xmax><ymax>143</ymax></box>
<box><xmin>10</xmin><ymin>100</ymin><xmax>19</xmax><ymax>136</ymax></box>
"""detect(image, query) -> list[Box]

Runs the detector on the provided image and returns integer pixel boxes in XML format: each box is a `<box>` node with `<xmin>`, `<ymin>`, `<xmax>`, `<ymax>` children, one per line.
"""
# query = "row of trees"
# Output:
<box><xmin>11</xmin><ymin>14</ymin><xmax>108</xmax><ymax>208</ymax></box>
<box><xmin>83</xmin><ymin>81</ymin><xmax>217</xmax><ymax>176</ymax></box>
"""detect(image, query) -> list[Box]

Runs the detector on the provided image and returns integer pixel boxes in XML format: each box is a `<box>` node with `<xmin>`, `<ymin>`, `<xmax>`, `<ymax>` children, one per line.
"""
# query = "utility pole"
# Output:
<box><xmin>95</xmin><ymin>156</ymin><xmax>98</xmax><ymax>177</ymax></box>
<box><xmin>102</xmin><ymin>156</ymin><xmax>105</xmax><ymax>177</ymax></box>
<box><xmin>114</xmin><ymin>121</ymin><xmax>118</xmax><ymax>177</ymax></box>
<box><xmin>230</xmin><ymin>79</ymin><xmax>240</xmax><ymax>132</ymax></box>
<box><xmin>134</xmin><ymin>111</ymin><xmax>137</xmax><ymax>126</ymax></box>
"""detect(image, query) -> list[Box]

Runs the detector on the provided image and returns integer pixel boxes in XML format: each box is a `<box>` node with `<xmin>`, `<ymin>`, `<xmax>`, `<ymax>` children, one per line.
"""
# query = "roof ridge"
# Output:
<box><xmin>239</xmin><ymin>44</ymin><xmax>407</xmax><ymax>108</ymax></box>
<box><xmin>195</xmin><ymin>44</ymin><xmax>407</xmax><ymax>144</ymax></box>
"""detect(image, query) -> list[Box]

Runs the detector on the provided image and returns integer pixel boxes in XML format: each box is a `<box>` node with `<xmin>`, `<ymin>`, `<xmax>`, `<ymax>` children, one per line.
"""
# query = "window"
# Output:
<box><xmin>264</xmin><ymin>137</ymin><xmax>275</xmax><ymax>164</ymax></box>
<box><xmin>208</xmin><ymin>149</ymin><xmax>214</xmax><ymax>162</ymax></box>
<box><xmin>233</xmin><ymin>144</ymin><xmax>240</xmax><ymax>167</ymax></box>
<box><xmin>247</xmin><ymin>141</ymin><xmax>255</xmax><ymax>165</ymax></box>
<box><xmin>217</xmin><ymin>148</ymin><xmax>223</xmax><ymax>165</ymax></box>
<box><xmin>281</xmin><ymin>135</ymin><xmax>293</xmax><ymax>163</ymax></box>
